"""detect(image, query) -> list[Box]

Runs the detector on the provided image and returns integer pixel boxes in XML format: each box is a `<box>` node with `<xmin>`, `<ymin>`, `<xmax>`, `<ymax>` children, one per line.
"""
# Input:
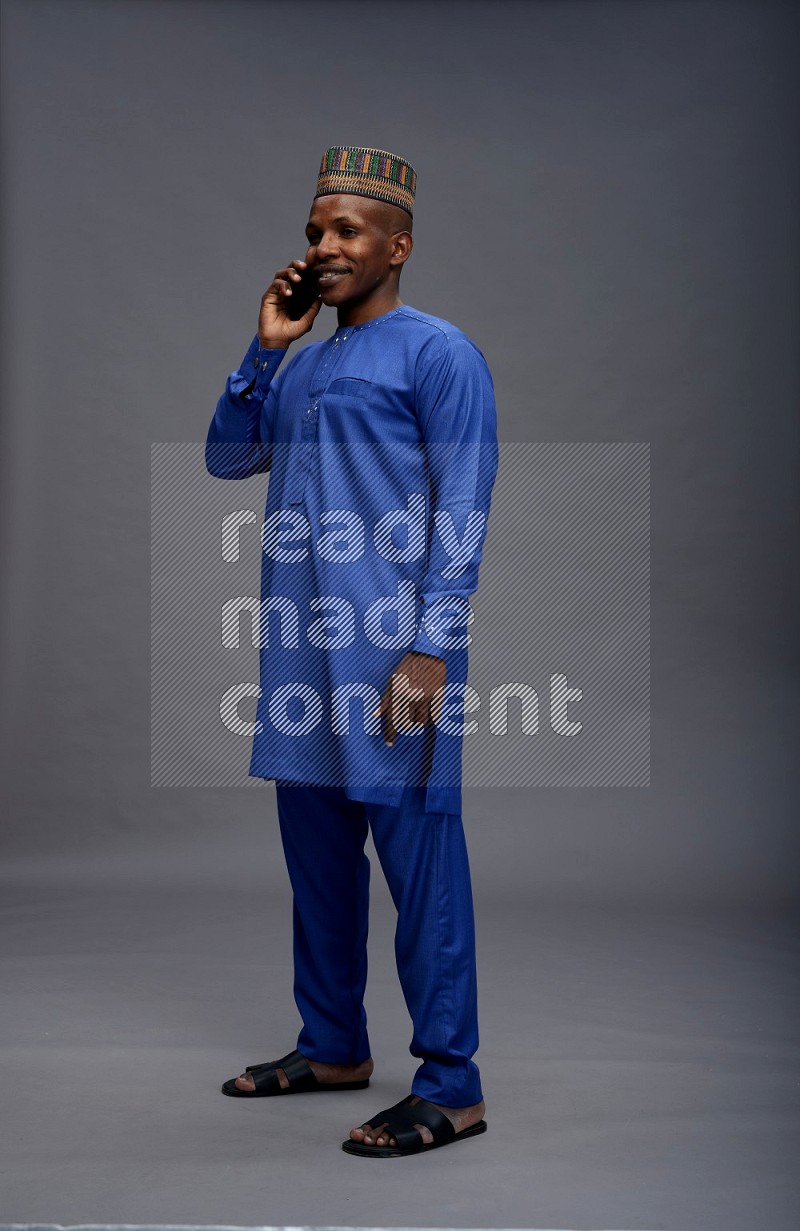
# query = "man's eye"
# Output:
<box><xmin>341</xmin><ymin>228</ymin><xmax>357</xmax><ymax>237</ymax></box>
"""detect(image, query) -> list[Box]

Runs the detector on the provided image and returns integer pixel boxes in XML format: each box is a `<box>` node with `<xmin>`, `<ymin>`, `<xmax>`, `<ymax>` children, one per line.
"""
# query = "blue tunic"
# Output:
<box><xmin>206</xmin><ymin>304</ymin><xmax>499</xmax><ymax>813</ymax></box>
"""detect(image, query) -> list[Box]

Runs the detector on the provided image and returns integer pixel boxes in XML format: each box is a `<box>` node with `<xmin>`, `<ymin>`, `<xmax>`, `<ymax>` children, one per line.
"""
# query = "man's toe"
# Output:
<box><xmin>350</xmin><ymin>1116</ymin><xmax>433</xmax><ymax>1148</ymax></box>
<box><xmin>361</xmin><ymin>1119</ymin><xmax>387</xmax><ymax>1145</ymax></box>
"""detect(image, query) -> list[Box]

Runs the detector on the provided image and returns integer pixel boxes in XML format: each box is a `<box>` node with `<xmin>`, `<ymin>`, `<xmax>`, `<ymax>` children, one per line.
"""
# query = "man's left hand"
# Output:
<box><xmin>373</xmin><ymin>651</ymin><xmax>447</xmax><ymax>748</ymax></box>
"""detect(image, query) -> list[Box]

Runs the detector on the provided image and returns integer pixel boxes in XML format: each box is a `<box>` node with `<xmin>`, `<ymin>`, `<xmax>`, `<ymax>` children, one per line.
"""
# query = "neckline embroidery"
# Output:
<box><xmin>333</xmin><ymin>306</ymin><xmax>403</xmax><ymax>339</ymax></box>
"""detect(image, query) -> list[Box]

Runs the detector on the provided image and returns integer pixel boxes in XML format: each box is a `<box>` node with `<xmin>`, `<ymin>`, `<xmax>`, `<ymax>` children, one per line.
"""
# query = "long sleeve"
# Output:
<box><xmin>410</xmin><ymin>331</ymin><xmax>500</xmax><ymax>661</ymax></box>
<box><xmin>205</xmin><ymin>334</ymin><xmax>287</xmax><ymax>479</ymax></box>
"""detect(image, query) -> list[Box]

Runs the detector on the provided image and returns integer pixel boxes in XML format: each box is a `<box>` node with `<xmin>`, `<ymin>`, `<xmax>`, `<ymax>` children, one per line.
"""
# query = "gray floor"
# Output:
<box><xmin>1</xmin><ymin>833</ymin><xmax>798</xmax><ymax>1231</ymax></box>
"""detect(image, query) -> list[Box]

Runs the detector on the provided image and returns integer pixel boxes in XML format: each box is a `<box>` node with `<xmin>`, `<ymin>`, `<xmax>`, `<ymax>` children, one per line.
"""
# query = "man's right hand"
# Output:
<box><xmin>258</xmin><ymin>259</ymin><xmax>322</xmax><ymax>349</ymax></box>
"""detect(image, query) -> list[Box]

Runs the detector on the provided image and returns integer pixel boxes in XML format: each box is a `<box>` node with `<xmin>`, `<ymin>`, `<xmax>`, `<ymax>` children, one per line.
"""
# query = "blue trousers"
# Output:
<box><xmin>274</xmin><ymin>780</ymin><xmax>483</xmax><ymax>1106</ymax></box>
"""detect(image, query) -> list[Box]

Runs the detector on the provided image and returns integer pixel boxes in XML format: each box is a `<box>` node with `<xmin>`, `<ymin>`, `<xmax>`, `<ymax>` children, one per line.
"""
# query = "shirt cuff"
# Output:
<box><xmin>410</xmin><ymin>629</ymin><xmax>449</xmax><ymax>660</ymax></box>
<box><xmin>230</xmin><ymin>335</ymin><xmax>287</xmax><ymax>400</ymax></box>
<box><xmin>411</xmin><ymin>595</ymin><xmax>473</xmax><ymax>660</ymax></box>
<box><xmin>254</xmin><ymin>344</ymin><xmax>287</xmax><ymax>393</ymax></box>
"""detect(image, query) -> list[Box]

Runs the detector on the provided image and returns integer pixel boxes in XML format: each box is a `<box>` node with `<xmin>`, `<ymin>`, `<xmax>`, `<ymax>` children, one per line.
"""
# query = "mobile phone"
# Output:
<box><xmin>285</xmin><ymin>264</ymin><xmax>321</xmax><ymax>321</ymax></box>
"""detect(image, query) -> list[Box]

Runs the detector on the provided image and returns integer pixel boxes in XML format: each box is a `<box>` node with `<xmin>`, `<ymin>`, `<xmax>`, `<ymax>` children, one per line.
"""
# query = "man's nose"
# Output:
<box><xmin>315</xmin><ymin>231</ymin><xmax>340</xmax><ymax>260</ymax></box>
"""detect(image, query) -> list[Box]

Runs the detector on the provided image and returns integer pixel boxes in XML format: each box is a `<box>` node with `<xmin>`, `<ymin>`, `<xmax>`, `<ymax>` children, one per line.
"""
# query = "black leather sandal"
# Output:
<box><xmin>341</xmin><ymin>1093</ymin><xmax>487</xmax><ymax>1157</ymax></box>
<box><xmin>221</xmin><ymin>1048</ymin><xmax>370</xmax><ymax>1097</ymax></box>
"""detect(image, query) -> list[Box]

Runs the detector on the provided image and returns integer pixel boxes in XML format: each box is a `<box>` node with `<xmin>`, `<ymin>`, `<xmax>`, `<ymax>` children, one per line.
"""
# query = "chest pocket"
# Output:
<box><xmin>321</xmin><ymin>376</ymin><xmax>420</xmax><ymax>449</ymax></box>
<box><xmin>287</xmin><ymin>379</ymin><xmax>375</xmax><ymax>505</ymax></box>
<box><xmin>319</xmin><ymin>377</ymin><xmax>378</xmax><ymax>446</ymax></box>
<box><xmin>326</xmin><ymin>377</ymin><xmax>373</xmax><ymax>396</ymax></box>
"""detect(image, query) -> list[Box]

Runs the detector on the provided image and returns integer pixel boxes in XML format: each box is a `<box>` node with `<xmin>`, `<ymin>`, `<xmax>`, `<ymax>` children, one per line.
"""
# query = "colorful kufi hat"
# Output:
<box><xmin>315</xmin><ymin>146</ymin><xmax>416</xmax><ymax>217</ymax></box>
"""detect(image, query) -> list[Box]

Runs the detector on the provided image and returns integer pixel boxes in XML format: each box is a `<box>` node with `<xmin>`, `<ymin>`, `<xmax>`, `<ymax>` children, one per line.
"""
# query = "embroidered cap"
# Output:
<box><xmin>315</xmin><ymin>146</ymin><xmax>416</xmax><ymax>217</ymax></box>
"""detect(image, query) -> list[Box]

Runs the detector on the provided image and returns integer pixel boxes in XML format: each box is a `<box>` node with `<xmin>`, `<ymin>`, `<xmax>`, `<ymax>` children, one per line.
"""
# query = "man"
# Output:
<box><xmin>206</xmin><ymin>146</ymin><xmax>499</xmax><ymax>1156</ymax></box>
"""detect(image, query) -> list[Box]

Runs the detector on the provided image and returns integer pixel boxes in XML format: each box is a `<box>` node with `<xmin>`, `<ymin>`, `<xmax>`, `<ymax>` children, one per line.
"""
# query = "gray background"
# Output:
<box><xmin>1</xmin><ymin>1</ymin><xmax>798</xmax><ymax>1228</ymax></box>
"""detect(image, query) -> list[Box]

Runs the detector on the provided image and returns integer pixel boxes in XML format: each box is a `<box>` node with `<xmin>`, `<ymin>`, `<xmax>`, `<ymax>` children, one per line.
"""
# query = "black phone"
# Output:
<box><xmin>285</xmin><ymin>264</ymin><xmax>321</xmax><ymax>321</ymax></box>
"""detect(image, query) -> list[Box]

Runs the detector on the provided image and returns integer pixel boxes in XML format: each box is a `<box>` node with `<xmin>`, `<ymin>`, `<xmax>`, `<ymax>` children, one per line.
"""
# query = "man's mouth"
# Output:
<box><xmin>316</xmin><ymin>266</ymin><xmax>351</xmax><ymax>286</ymax></box>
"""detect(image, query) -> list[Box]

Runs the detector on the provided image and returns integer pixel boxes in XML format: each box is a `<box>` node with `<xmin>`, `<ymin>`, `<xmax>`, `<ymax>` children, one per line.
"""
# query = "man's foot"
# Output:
<box><xmin>349</xmin><ymin>1094</ymin><xmax>486</xmax><ymax>1147</ymax></box>
<box><xmin>234</xmin><ymin>1053</ymin><xmax>373</xmax><ymax>1092</ymax></box>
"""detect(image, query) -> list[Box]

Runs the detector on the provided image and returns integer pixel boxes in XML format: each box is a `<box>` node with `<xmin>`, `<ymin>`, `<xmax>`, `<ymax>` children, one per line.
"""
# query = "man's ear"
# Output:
<box><xmin>390</xmin><ymin>231</ymin><xmax>413</xmax><ymax>267</ymax></box>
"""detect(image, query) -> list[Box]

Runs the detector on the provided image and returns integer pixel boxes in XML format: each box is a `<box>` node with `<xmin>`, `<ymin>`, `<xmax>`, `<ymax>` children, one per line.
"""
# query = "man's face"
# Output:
<box><xmin>304</xmin><ymin>194</ymin><xmax>411</xmax><ymax>309</ymax></box>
